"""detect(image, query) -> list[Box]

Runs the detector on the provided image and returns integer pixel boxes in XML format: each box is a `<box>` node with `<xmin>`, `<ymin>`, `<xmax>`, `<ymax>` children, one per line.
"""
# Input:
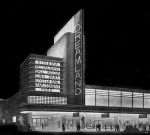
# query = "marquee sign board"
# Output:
<box><xmin>20</xmin><ymin>54</ymin><xmax>63</xmax><ymax>93</ymax></box>
<box><xmin>34</xmin><ymin>60</ymin><xmax>62</xmax><ymax>92</ymax></box>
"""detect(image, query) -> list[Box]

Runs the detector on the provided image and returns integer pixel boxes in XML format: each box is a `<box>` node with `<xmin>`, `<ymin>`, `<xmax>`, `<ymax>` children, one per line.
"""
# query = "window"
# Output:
<box><xmin>96</xmin><ymin>89</ymin><xmax>108</xmax><ymax>106</ymax></box>
<box><xmin>133</xmin><ymin>92</ymin><xmax>143</xmax><ymax>108</ymax></box>
<box><xmin>85</xmin><ymin>89</ymin><xmax>95</xmax><ymax>106</ymax></box>
<box><xmin>122</xmin><ymin>91</ymin><xmax>132</xmax><ymax>108</ymax></box>
<box><xmin>109</xmin><ymin>90</ymin><xmax>121</xmax><ymax>107</ymax></box>
<box><xmin>27</xmin><ymin>96</ymin><xmax>67</xmax><ymax>105</ymax></box>
<box><xmin>144</xmin><ymin>93</ymin><xmax>150</xmax><ymax>108</ymax></box>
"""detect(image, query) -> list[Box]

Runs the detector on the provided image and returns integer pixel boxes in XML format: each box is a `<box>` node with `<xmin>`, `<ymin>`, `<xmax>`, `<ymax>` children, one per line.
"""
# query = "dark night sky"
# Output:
<box><xmin>1</xmin><ymin>1</ymin><xmax>150</xmax><ymax>98</ymax></box>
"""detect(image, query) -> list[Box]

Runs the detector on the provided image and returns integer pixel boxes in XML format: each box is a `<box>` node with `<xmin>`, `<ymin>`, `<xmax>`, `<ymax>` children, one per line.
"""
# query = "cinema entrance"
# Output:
<box><xmin>21</xmin><ymin>111</ymin><xmax>81</xmax><ymax>132</ymax></box>
<box><xmin>20</xmin><ymin>111</ymin><xmax>150</xmax><ymax>132</ymax></box>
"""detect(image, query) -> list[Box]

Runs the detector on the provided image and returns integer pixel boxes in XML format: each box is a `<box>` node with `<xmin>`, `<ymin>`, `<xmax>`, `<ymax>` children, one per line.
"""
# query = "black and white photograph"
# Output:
<box><xmin>0</xmin><ymin>1</ymin><xmax>150</xmax><ymax>135</ymax></box>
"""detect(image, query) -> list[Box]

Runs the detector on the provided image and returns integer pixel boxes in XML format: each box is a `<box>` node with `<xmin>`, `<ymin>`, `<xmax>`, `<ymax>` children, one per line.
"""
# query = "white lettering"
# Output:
<box><xmin>35</xmin><ymin>88</ymin><xmax>60</xmax><ymax>92</ymax></box>
<box><xmin>35</xmin><ymin>70</ymin><xmax>60</xmax><ymax>75</ymax></box>
<box><xmin>74</xmin><ymin>23</ymin><xmax>82</xmax><ymax>95</ymax></box>
<box><xmin>35</xmin><ymin>79</ymin><xmax>60</xmax><ymax>84</ymax></box>
<box><xmin>35</xmin><ymin>83</ymin><xmax>60</xmax><ymax>89</ymax></box>
<box><xmin>35</xmin><ymin>60</ymin><xmax>60</xmax><ymax>67</ymax></box>
<box><xmin>35</xmin><ymin>65</ymin><xmax>60</xmax><ymax>71</ymax></box>
<box><xmin>35</xmin><ymin>74</ymin><xmax>60</xmax><ymax>80</ymax></box>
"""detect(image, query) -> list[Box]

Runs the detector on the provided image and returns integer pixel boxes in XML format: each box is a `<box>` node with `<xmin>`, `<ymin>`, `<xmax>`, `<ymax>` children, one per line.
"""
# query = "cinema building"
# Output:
<box><xmin>1</xmin><ymin>10</ymin><xmax>150</xmax><ymax>132</ymax></box>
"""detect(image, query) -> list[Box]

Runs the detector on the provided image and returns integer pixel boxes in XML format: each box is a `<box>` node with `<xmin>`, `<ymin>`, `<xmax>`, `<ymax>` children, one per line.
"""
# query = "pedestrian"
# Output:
<box><xmin>96</xmin><ymin>123</ymin><xmax>98</xmax><ymax>131</ymax></box>
<box><xmin>81</xmin><ymin>116</ymin><xmax>85</xmax><ymax>129</ymax></box>
<box><xmin>41</xmin><ymin>122</ymin><xmax>44</xmax><ymax>129</ymax></box>
<box><xmin>115</xmin><ymin>124</ymin><xmax>119</xmax><ymax>132</ymax></box>
<box><xmin>116</xmin><ymin>124</ymin><xmax>120</xmax><ymax>132</ymax></box>
<box><xmin>104</xmin><ymin>124</ymin><xmax>107</xmax><ymax>131</ymax></box>
<box><xmin>110</xmin><ymin>124</ymin><xmax>113</xmax><ymax>131</ymax></box>
<box><xmin>97</xmin><ymin>123</ymin><xmax>101</xmax><ymax>131</ymax></box>
<box><xmin>62</xmin><ymin>122</ymin><xmax>65</xmax><ymax>132</ymax></box>
<box><xmin>115</xmin><ymin>124</ymin><xmax>117</xmax><ymax>132</ymax></box>
<box><xmin>76</xmin><ymin>122</ymin><xmax>80</xmax><ymax>132</ymax></box>
<box><xmin>96</xmin><ymin>123</ymin><xmax>100</xmax><ymax>131</ymax></box>
<box><xmin>27</xmin><ymin>123</ymin><xmax>31</xmax><ymax>131</ymax></box>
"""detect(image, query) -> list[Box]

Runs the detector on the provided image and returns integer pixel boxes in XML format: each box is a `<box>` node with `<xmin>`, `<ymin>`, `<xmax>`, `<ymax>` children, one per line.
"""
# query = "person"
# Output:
<box><xmin>62</xmin><ymin>122</ymin><xmax>65</xmax><ymax>132</ymax></box>
<box><xmin>27</xmin><ymin>123</ymin><xmax>31</xmax><ymax>131</ymax></box>
<box><xmin>116</xmin><ymin>124</ymin><xmax>120</xmax><ymax>132</ymax></box>
<box><xmin>96</xmin><ymin>123</ymin><xmax>98</xmax><ymax>131</ymax></box>
<box><xmin>115</xmin><ymin>124</ymin><xmax>119</xmax><ymax>132</ymax></box>
<box><xmin>81</xmin><ymin>116</ymin><xmax>85</xmax><ymax>129</ymax></box>
<box><xmin>97</xmin><ymin>123</ymin><xmax>101</xmax><ymax>131</ymax></box>
<box><xmin>96</xmin><ymin>123</ymin><xmax>100</xmax><ymax>131</ymax></box>
<box><xmin>110</xmin><ymin>124</ymin><xmax>113</xmax><ymax>131</ymax></box>
<box><xmin>133</xmin><ymin>125</ymin><xmax>140</xmax><ymax>133</ymax></box>
<box><xmin>115</xmin><ymin>124</ymin><xmax>117</xmax><ymax>132</ymax></box>
<box><xmin>142</xmin><ymin>124</ymin><xmax>146</xmax><ymax>132</ymax></box>
<box><xmin>124</xmin><ymin>124</ymin><xmax>139</xmax><ymax>133</ymax></box>
<box><xmin>41</xmin><ymin>122</ymin><xmax>44</xmax><ymax>129</ymax></box>
<box><xmin>104</xmin><ymin>124</ymin><xmax>107</xmax><ymax>131</ymax></box>
<box><xmin>76</xmin><ymin>122</ymin><xmax>80</xmax><ymax>131</ymax></box>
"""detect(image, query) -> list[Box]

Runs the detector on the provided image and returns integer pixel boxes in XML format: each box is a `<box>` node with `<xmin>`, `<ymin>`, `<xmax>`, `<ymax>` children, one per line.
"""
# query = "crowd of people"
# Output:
<box><xmin>61</xmin><ymin>121</ymin><xmax>150</xmax><ymax>133</ymax></box>
<box><xmin>94</xmin><ymin>122</ymin><xmax>150</xmax><ymax>133</ymax></box>
<box><xmin>62</xmin><ymin>120</ymin><xmax>81</xmax><ymax>132</ymax></box>
<box><xmin>95</xmin><ymin>123</ymin><xmax>120</xmax><ymax>132</ymax></box>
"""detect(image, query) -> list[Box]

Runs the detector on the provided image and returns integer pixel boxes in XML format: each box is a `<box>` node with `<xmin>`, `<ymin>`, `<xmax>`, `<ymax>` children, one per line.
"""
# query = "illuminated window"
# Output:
<box><xmin>27</xmin><ymin>96</ymin><xmax>67</xmax><ymax>105</ymax></box>
<box><xmin>144</xmin><ymin>93</ymin><xmax>150</xmax><ymax>108</ymax></box>
<box><xmin>39</xmin><ymin>96</ymin><xmax>42</xmax><ymax>104</ymax></box>
<box><xmin>85</xmin><ymin>89</ymin><xmax>95</xmax><ymax>106</ymax></box>
<box><xmin>35</xmin><ymin>88</ymin><xmax>41</xmax><ymax>91</ymax></box>
<box><xmin>122</xmin><ymin>91</ymin><xmax>132</xmax><ymax>108</ymax></box>
<box><xmin>96</xmin><ymin>89</ymin><xmax>108</xmax><ymax>106</ymax></box>
<box><xmin>133</xmin><ymin>92</ymin><xmax>143</xmax><ymax>108</ymax></box>
<box><xmin>35</xmin><ymin>87</ymin><xmax>61</xmax><ymax>93</ymax></box>
<box><xmin>109</xmin><ymin>90</ymin><xmax>121</xmax><ymax>107</ymax></box>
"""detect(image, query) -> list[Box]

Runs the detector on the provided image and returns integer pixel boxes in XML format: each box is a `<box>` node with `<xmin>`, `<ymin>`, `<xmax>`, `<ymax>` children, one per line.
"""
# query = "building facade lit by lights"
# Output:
<box><xmin>0</xmin><ymin>9</ymin><xmax>150</xmax><ymax>132</ymax></box>
<box><xmin>20</xmin><ymin>54</ymin><xmax>67</xmax><ymax>105</ymax></box>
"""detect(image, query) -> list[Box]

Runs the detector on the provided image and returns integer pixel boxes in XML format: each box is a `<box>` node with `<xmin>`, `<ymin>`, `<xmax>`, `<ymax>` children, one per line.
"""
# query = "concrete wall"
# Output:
<box><xmin>47</xmin><ymin>33</ymin><xmax>74</xmax><ymax>97</ymax></box>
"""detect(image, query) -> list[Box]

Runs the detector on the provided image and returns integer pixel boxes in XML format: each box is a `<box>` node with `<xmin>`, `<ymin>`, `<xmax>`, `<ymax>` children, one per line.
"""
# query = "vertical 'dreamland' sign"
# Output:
<box><xmin>74</xmin><ymin>10</ymin><xmax>84</xmax><ymax>96</ymax></box>
<box><xmin>51</xmin><ymin>9</ymin><xmax>85</xmax><ymax>104</ymax></box>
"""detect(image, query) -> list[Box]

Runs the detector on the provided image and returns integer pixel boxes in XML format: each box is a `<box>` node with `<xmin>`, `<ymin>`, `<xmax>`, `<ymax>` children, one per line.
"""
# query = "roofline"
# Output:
<box><xmin>20</xmin><ymin>53</ymin><xmax>64</xmax><ymax>68</ymax></box>
<box><xmin>85</xmin><ymin>84</ymin><xmax>150</xmax><ymax>93</ymax></box>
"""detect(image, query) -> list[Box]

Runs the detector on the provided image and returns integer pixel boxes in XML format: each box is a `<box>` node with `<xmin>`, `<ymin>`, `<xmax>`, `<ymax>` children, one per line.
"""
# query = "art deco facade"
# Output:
<box><xmin>0</xmin><ymin>9</ymin><xmax>150</xmax><ymax>132</ymax></box>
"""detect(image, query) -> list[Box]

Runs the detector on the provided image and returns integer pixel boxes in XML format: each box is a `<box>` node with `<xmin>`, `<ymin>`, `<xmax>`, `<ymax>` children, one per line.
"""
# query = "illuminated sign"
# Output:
<box><xmin>35</xmin><ymin>83</ymin><xmax>60</xmax><ymax>88</ymax></box>
<box><xmin>74</xmin><ymin>10</ymin><xmax>83</xmax><ymax>96</ymax></box>
<box><xmin>35</xmin><ymin>88</ymin><xmax>60</xmax><ymax>92</ymax></box>
<box><xmin>101</xmin><ymin>113</ymin><xmax>109</xmax><ymax>118</ymax></box>
<box><xmin>35</xmin><ymin>65</ymin><xmax>60</xmax><ymax>71</ymax></box>
<box><xmin>35</xmin><ymin>60</ymin><xmax>60</xmax><ymax>67</ymax></box>
<box><xmin>35</xmin><ymin>70</ymin><xmax>60</xmax><ymax>75</ymax></box>
<box><xmin>35</xmin><ymin>79</ymin><xmax>60</xmax><ymax>84</ymax></box>
<box><xmin>34</xmin><ymin>60</ymin><xmax>62</xmax><ymax>93</ymax></box>
<box><xmin>73</xmin><ymin>112</ymin><xmax>79</xmax><ymax>117</ymax></box>
<box><xmin>35</xmin><ymin>74</ymin><xmax>60</xmax><ymax>80</ymax></box>
<box><xmin>139</xmin><ymin>114</ymin><xmax>147</xmax><ymax>118</ymax></box>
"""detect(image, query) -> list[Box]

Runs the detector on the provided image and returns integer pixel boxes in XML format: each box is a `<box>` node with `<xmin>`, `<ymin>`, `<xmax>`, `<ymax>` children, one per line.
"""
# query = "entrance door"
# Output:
<box><xmin>32</xmin><ymin>118</ymin><xmax>49</xmax><ymax>130</ymax></box>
